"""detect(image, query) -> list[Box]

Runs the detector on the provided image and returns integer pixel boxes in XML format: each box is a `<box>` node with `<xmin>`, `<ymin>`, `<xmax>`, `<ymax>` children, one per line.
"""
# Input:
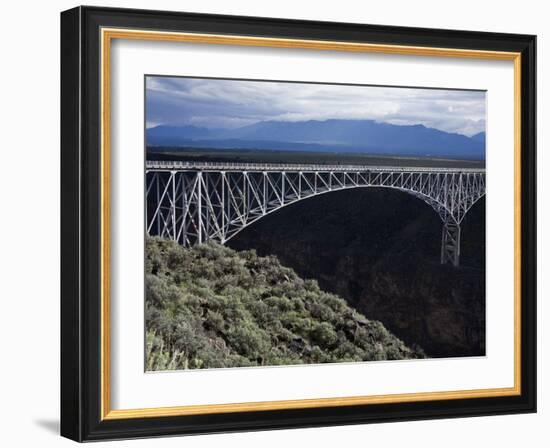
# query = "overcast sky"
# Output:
<box><xmin>146</xmin><ymin>76</ymin><xmax>486</xmax><ymax>137</ymax></box>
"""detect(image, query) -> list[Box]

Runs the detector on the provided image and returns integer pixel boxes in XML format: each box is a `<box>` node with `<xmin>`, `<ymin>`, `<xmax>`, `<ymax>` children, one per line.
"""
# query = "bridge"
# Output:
<box><xmin>145</xmin><ymin>161</ymin><xmax>486</xmax><ymax>266</ymax></box>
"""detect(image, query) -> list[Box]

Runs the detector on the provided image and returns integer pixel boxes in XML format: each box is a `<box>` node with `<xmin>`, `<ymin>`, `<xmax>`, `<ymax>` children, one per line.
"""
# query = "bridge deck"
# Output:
<box><xmin>146</xmin><ymin>160</ymin><xmax>485</xmax><ymax>173</ymax></box>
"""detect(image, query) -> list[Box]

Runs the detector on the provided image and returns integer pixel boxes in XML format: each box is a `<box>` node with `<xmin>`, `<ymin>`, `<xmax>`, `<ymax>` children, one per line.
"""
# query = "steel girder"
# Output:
<box><xmin>145</xmin><ymin>163</ymin><xmax>486</xmax><ymax>266</ymax></box>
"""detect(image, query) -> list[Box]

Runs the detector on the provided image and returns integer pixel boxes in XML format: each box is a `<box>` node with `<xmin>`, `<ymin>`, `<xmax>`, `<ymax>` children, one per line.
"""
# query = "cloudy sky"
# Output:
<box><xmin>146</xmin><ymin>76</ymin><xmax>486</xmax><ymax>137</ymax></box>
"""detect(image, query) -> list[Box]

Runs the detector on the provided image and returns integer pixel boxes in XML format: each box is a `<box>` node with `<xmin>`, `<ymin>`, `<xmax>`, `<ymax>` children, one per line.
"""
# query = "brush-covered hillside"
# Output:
<box><xmin>145</xmin><ymin>237</ymin><xmax>423</xmax><ymax>371</ymax></box>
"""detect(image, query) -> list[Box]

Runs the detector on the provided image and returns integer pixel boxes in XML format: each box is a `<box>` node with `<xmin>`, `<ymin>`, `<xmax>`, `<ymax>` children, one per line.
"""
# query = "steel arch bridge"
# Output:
<box><xmin>146</xmin><ymin>161</ymin><xmax>486</xmax><ymax>266</ymax></box>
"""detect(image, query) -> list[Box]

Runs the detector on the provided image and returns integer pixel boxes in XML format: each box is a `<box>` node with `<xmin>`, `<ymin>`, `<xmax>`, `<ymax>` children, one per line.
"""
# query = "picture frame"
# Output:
<box><xmin>60</xmin><ymin>5</ymin><xmax>536</xmax><ymax>442</ymax></box>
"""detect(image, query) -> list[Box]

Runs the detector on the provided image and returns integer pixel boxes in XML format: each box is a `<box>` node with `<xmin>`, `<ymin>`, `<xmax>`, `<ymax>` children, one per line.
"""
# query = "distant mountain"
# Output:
<box><xmin>146</xmin><ymin>125</ymin><xmax>214</xmax><ymax>145</ymax></box>
<box><xmin>147</xmin><ymin>119</ymin><xmax>485</xmax><ymax>160</ymax></box>
<box><xmin>470</xmin><ymin>132</ymin><xmax>486</xmax><ymax>144</ymax></box>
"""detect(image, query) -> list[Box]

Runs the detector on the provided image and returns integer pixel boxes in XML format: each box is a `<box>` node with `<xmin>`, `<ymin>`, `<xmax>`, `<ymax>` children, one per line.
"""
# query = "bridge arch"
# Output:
<box><xmin>145</xmin><ymin>162</ymin><xmax>486</xmax><ymax>266</ymax></box>
<box><xmin>222</xmin><ymin>183</ymin><xmax>450</xmax><ymax>243</ymax></box>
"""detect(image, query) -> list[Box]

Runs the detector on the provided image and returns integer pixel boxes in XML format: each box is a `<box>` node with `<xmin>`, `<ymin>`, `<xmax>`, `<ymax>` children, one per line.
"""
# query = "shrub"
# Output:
<box><xmin>145</xmin><ymin>237</ymin><xmax>423</xmax><ymax>371</ymax></box>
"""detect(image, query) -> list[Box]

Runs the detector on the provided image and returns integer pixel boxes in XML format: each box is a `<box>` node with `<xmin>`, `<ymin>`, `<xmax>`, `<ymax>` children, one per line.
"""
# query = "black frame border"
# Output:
<box><xmin>61</xmin><ymin>6</ymin><xmax>536</xmax><ymax>442</ymax></box>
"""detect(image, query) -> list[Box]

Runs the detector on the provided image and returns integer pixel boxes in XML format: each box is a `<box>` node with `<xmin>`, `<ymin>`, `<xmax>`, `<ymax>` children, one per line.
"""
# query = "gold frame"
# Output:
<box><xmin>100</xmin><ymin>27</ymin><xmax>522</xmax><ymax>421</ymax></box>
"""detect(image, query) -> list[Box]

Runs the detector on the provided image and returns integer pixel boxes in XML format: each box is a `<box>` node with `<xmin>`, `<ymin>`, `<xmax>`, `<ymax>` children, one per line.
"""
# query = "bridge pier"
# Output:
<box><xmin>441</xmin><ymin>218</ymin><xmax>461</xmax><ymax>267</ymax></box>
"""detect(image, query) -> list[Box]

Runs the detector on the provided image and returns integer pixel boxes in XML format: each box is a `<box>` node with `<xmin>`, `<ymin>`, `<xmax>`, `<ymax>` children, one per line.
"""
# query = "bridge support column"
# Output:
<box><xmin>441</xmin><ymin>218</ymin><xmax>461</xmax><ymax>267</ymax></box>
<box><xmin>197</xmin><ymin>171</ymin><xmax>203</xmax><ymax>245</ymax></box>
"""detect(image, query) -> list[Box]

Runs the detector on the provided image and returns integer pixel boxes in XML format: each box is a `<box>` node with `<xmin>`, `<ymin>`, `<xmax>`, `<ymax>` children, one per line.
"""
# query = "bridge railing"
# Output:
<box><xmin>145</xmin><ymin>160</ymin><xmax>486</xmax><ymax>173</ymax></box>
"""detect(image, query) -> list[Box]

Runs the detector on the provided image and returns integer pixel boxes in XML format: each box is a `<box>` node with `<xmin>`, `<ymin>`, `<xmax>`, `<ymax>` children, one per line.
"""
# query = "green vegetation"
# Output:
<box><xmin>145</xmin><ymin>237</ymin><xmax>423</xmax><ymax>371</ymax></box>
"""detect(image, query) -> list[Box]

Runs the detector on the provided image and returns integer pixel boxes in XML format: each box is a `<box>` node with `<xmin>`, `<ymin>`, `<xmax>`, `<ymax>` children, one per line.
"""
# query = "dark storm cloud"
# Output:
<box><xmin>146</xmin><ymin>76</ymin><xmax>486</xmax><ymax>136</ymax></box>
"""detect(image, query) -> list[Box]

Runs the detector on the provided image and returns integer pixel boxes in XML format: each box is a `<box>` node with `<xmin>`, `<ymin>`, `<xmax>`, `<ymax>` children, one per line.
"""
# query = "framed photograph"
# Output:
<box><xmin>60</xmin><ymin>6</ymin><xmax>536</xmax><ymax>441</ymax></box>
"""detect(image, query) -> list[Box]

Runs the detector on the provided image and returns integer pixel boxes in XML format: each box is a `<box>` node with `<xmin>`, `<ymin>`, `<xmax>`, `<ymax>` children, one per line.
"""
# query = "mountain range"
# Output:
<box><xmin>146</xmin><ymin>119</ymin><xmax>485</xmax><ymax>160</ymax></box>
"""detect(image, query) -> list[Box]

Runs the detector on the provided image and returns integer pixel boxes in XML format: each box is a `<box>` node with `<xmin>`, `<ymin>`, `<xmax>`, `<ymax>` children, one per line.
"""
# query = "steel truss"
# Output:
<box><xmin>145</xmin><ymin>162</ymin><xmax>486</xmax><ymax>266</ymax></box>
